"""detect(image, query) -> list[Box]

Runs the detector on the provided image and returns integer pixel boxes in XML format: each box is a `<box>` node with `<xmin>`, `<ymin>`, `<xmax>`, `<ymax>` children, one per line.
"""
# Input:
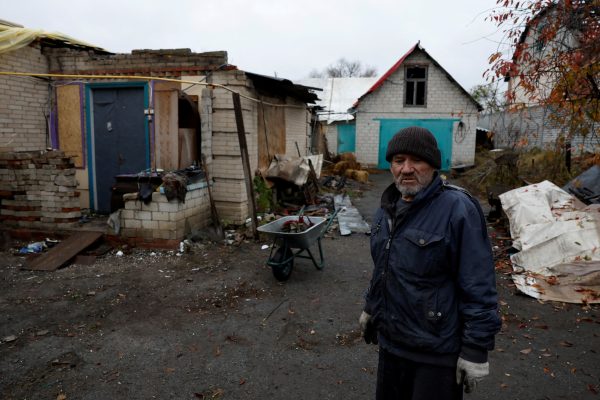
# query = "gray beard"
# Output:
<box><xmin>395</xmin><ymin>182</ymin><xmax>426</xmax><ymax>197</ymax></box>
<box><xmin>394</xmin><ymin>171</ymin><xmax>434</xmax><ymax>197</ymax></box>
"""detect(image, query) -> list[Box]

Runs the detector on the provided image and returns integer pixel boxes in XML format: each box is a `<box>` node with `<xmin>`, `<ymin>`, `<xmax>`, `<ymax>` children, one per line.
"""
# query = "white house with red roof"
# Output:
<box><xmin>350</xmin><ymin>42</ymin><xmax>482</xmax><ymax>170</ymax></box>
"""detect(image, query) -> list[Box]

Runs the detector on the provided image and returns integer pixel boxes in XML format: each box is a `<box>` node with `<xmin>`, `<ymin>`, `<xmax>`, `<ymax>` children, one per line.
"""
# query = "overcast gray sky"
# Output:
<box><xmin>3</xmin><ymin>0</ymin><xmax>508</xmax><ymax>91</ymax></box>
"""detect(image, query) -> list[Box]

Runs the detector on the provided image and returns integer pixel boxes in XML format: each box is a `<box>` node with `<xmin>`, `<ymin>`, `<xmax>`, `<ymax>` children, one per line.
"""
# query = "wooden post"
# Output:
<box><xmin>232</xmin><ymin>92</ymin><xmax>259</xmax><ymax>238</ymax></box>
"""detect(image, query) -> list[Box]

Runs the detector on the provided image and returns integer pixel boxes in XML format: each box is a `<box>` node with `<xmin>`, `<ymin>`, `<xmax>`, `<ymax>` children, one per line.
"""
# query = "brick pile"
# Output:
<box><xmin>0</xmin><ymin>150</ymin><xmax>81</xmax><ymax>229</ymax></box>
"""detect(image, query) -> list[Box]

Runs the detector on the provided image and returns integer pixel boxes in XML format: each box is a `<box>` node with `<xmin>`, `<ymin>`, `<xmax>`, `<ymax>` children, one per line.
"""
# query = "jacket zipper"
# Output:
<box><xmin>382</xmin><ymin>217</ymin><xmax>393</xmax><ymax>325</ymax></box>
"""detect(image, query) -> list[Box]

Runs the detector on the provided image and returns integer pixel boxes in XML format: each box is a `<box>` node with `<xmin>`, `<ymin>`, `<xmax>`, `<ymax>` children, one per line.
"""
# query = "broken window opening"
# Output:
<box><xmin>405</xmin><ymin>66</ymin><xmax>427</xmax><ymax>106</ymax></box>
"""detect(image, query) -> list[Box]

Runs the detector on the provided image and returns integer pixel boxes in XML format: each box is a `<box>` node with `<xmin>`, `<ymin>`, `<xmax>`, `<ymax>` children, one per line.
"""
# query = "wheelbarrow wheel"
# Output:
<box><xmin>271</xmin><ymin>247</ymin><xmax>294</xmax><ymax>281</ymax></box>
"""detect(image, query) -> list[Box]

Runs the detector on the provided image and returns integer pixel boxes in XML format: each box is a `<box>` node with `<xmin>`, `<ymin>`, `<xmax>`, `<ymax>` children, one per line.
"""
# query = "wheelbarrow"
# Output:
<box><xmin>257</xmin><ymin>211</ymin><xmax>337</xmax><ymax>281</ymax></box>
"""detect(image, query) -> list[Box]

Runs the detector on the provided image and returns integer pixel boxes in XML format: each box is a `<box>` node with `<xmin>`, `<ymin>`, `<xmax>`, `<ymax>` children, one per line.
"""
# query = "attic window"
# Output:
<box><xmin>405</xmin><ymin>66</ymin><xmax>427</xmax><ymax>106</ymax></box>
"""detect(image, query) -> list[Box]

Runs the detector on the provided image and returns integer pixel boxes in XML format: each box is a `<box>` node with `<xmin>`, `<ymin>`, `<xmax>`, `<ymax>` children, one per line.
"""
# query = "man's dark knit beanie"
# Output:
<box><xmin>385</xmin><ymin>126</ymin><xmax>442</xmax><ymax>169</ymax></box>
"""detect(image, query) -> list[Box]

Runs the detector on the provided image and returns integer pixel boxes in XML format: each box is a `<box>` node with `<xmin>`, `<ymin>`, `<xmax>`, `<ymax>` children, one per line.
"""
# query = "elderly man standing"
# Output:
<box><xmin>359</xmin><ymin>126</ymin><xmax>501</xmax><ymax>400</ymax></box>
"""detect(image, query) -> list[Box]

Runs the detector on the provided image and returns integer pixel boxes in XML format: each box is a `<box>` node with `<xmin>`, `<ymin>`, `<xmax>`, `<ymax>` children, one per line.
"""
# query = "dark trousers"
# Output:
<box><xmin>376</xmin><ymin>348</ymin><xmax>463</xmax><ymax>400</ymax></box>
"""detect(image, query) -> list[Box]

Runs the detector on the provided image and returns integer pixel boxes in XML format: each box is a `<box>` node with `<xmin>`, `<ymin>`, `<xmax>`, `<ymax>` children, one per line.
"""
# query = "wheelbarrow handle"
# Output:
<box><xmin>323</xmin><ymin>208</ymin><xmax>339</xmax><ymax>236</ymax></box>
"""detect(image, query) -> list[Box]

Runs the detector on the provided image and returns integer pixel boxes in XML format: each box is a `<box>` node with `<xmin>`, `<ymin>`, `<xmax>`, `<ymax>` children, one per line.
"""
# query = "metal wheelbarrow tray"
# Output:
<box><xmin>257</xmin><ymin>214</ymin><xmax>335</xmax><ymax>281</ymax></box>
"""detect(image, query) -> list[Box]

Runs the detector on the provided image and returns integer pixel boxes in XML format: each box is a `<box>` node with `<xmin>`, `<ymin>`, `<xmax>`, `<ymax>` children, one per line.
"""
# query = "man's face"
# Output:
<box><xmin>390</xmin><ymin>153</ymin><xmax>435</xmax><ymax>201</ymax></box>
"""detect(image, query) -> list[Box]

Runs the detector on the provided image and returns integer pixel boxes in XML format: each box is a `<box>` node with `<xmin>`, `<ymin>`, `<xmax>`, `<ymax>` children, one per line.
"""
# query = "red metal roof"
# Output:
<box><xmin>352</xmin><ymin>42</ymin><xmax>482</xmax><ymax>111</ymax></box>
<box><xmin>352</xmin><ymin>42</ymin><xmax>419</xmax><ymax>109</ymax></box>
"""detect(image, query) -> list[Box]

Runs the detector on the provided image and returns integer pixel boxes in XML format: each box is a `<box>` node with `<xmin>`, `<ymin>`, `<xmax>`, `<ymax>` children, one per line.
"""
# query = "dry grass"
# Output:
<box><xmin>456</xmin><ymin>149</ymin><xmax>599</xmax><ymax>197</ymax></box>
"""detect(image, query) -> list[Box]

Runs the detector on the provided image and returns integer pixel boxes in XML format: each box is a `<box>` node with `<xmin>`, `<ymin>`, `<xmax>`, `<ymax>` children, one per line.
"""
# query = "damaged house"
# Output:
<box><xmin>350</xmin><ymin>42</ymin><xmax>482</xmax><ymax>170</ymax></box>
<box><xmin>479</xmin><ymin>2</ymin><xmax>599</xmax><ymax>152</ymax></box>
<box><xmin>298</xmin><ymin>77</ymin><xmax>378</xmax><ymax>156</ymax></box>
<box><xmin>0</xmin><ymin>21</ymin><xmax>318</xmax><ymax>247</ymax></box>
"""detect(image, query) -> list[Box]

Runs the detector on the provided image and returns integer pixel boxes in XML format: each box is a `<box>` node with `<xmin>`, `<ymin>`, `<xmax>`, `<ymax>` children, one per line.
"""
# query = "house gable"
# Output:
<box><xmin>350</xmin><ymin>43</ymin><xmax>482</xmax><ymax>169</ymax></box>
<box><xmin>353</xmin><ymin>43</ymin><xmax>481</xmax><ymax>112</ymax></box>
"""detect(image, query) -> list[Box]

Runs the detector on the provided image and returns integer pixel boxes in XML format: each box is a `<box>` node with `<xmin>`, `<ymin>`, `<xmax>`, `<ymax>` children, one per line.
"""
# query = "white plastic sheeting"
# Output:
<box><xmin>264</xmin><ymin>154</ymin><xmax>323</xmax><ymax>187</ymax></box>
<box><xmin>499</xmin><ymin>180</ymin><xmax>600</xmax><ymax>303</ymax></box>
<box><xmin>298</xmin><ymin>78</ymin><xmax>378</xmax><ymax>124</ymax></box>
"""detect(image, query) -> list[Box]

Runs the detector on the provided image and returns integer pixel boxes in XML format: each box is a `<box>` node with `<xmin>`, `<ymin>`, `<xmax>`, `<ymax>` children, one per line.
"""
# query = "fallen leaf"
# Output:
<box><xmin>559</xmin><ymin>340</ymin><xmax>573</xmax><ymax>347</ymax></box>
<box><xmin>577</xmin><ymin>317</ymin><xmax>594</xmax><ymax>323</ymax></box>
<box><xmin>588</xmin><ymin>384</ymin><xmax>598</xmax><ymax>394</ymax></box>
<box><xmin>522</xmin><ymin>334</ymin><xmax>534</xmax><ymax>339</ymax></box>
<box><xmin>571</xmin><ymin>368</ymin><xmax>577</xmax><ymax>374</ymax></box>
<box><xmin>545</xmin><ymin>276</ymin><xmax>559</xmax><ymax>285</ymax></box>
<box><xmin>214</xmin><ymin>345</ymin><xmax>221</xmax><ymax>357</ymax></box>
<box><xmin>500</xmin><ymin>383</ymin><xmax>509</xmax><ymax>389</ymax></box>
<box><xmin>239</xmin><ymin>378</ymin><xmax>246</xmax><ymax>385</ymax></box>
<box><xmin>165</xmin><ymin>367</ymin><xmax>175</xmax><ymax>374</ymax></box>
<box><xmin>520</xmin><ymin>348</ymin><xmax>532</xmax><ymax>355</ymax></box>
<box><xmin>57</xmin><ymin>395</ymin><xmax>67</xmax><ymax>400</ymax></box>
<box><xmin>2</xmin><ymin>335</ymin><xmax>17</xmax><ymax>342</ymax></box>
<box><xmin>534</xmin><ymin>324</ymin><xmax>549</xmax><ymax>330</ymax></box>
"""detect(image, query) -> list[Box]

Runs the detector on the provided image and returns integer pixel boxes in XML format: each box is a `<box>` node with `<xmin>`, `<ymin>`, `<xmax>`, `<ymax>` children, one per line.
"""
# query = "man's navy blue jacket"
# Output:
<box><xmin>365</xmin><ymin>174</ymin><xmax>501</xmax><ymax>367</ymax></box>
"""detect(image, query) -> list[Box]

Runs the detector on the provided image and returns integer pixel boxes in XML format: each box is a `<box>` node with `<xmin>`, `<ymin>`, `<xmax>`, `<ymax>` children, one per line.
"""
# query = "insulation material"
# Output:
<box><xmin>0</xmin><ymin>23</ymin><xmax>105</xmax><ymax>54</ymax></box>
<box><xmin>264</xmin><ymin>154</ymin><xmax>322</xmax><ymax>187</ymax></box>
<box><xmin>499</xmin><ymin>181</ymin><xmax>600</xmax><ymax>303</ymax></box>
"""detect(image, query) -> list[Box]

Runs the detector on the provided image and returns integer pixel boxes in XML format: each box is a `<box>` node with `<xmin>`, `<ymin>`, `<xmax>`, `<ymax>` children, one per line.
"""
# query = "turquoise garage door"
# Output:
<box><xmin>337</xmin><ymin>123</ymin><xmax>356</xmax><ymax>153</ymax></box>
<box><xmin>377</xmin><ymin>119</ymin><xmax>456</xmax><ymax>170</ymax></box>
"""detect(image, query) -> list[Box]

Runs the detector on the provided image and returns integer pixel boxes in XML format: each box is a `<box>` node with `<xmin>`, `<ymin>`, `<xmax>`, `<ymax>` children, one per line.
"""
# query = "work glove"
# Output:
<box><xmin>456</xmin><ymin>357</ymin><xmax>489</xmax><ymax>393</ymax></box>
<box><xmin>358</xmin><ymin>311</ymin><xmax>378</xmax><ymax>345</ymax></box>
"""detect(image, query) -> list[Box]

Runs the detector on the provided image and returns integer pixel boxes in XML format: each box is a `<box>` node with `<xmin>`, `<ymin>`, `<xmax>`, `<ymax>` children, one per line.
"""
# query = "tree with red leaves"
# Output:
<box><xmin>486</xmin><ymin>0</ymin><xmax>599</xmax><ymax>152</ymax></box>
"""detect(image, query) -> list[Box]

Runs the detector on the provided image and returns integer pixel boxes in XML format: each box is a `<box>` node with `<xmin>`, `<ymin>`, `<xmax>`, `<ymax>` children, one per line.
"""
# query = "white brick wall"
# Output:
<box><xmin>121</xmin><ymin>184</ymin><xmax>211</xmax><ymax>241</ymax></box>
<box><xmin>0</xmin><ymin>45</ymin><xmax>50</xmax><ymax>151</ymax></box>
<box><xmin>355</xmin><ymin>51</ymin><xmax>479</xmax><ymax>168</ymax></box>
<box><xmin>323</xmin><ymin>124</ymin><xmax>338</xmax><ymax>154</ymax></box>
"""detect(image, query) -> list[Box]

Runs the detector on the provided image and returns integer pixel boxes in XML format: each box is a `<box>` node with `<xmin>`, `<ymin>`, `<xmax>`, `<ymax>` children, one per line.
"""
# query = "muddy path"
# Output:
<box><xmin>1</xmin><ymin>172</ymin><xmax>599</xmax><ymax>399</ymax></box>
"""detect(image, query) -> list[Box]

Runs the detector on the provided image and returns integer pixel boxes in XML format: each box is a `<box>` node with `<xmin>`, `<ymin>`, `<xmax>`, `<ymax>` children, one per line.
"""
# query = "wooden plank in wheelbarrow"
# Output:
<box><xmin>23</xmin><ymin>231</ymin><xmax>103</xmax><ymax>271</ymax></box>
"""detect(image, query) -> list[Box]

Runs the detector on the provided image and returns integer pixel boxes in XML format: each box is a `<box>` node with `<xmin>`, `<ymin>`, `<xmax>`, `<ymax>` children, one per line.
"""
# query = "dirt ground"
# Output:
<box><xmin>1</xmin><ymin>172</ymin><xmax>599</xmax><ymax>400</ymax></box>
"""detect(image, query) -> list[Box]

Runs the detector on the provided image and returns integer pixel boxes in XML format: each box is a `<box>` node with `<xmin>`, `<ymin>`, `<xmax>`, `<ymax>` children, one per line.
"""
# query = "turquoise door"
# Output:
<box><xmin>377</xmin><ymin>119</ymin><xmax>456</xmax><ymax>170</ymax></box>
<box><xmin>337</xmin><ymin>123</ymin><xmax>356</xmax><ymax>153</ymax></box>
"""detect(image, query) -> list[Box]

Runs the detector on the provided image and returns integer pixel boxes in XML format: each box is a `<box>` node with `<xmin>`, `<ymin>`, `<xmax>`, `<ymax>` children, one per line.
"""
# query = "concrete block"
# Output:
<box><xmin>152</xmin><ymin>211</ymin><xmax>170</xmax><ymax>221</ymax></box>
<box><xmin>158</xmin><ymin>202</ymin><xmax>180</xmax><ymax>213</ymax></box>
<box><xmin>137</xmin><ymin>210</ymin><xmax>152</xmax><ymax>221</ymax></box>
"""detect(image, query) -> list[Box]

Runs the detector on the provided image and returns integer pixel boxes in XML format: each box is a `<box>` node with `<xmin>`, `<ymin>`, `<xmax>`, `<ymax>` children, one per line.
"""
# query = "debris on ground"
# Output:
<box><xmin>334</xmin><ymin>194</ymin><xmax>370</xmax><ymax>236</ymax></box>
<box><xmin>499</xmin><ymin>180</ymin><xmax>600</xmax><ymax>303</ymax></box>
<box><xmin>22</xmin><ymin>232</ymin><xmax>103</xmax><ymax>271</ymax></box>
